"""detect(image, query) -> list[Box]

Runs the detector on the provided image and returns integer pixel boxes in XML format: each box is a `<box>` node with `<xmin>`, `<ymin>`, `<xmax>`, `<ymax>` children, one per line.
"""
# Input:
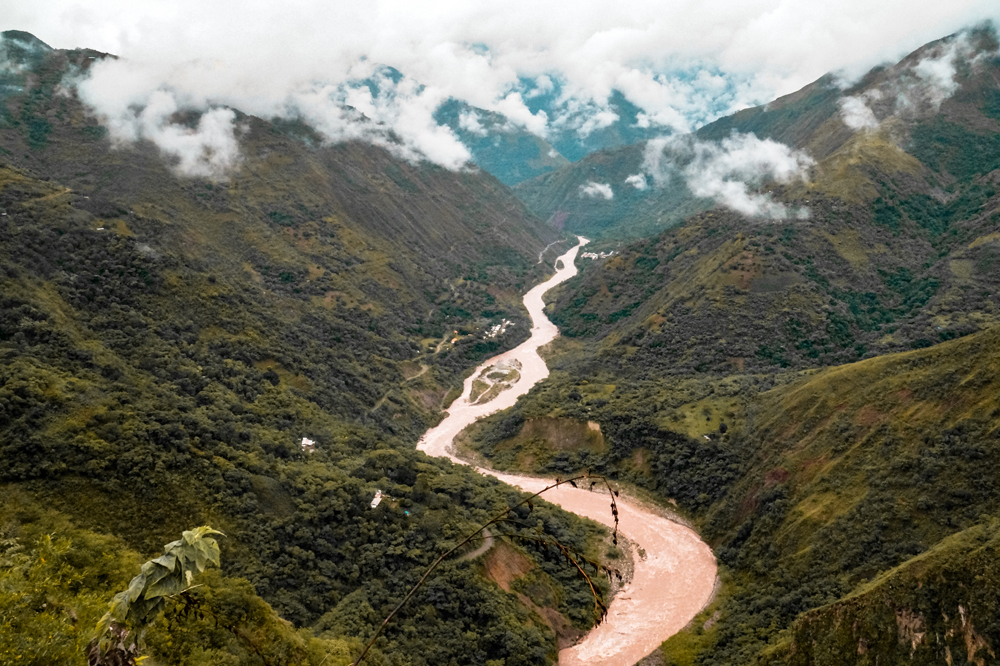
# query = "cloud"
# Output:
<box><xmin>458</xmin><ymin>110</ymin><xmax>489</xmax><ymax>136</ymax></box>
<box><xmin>641</xmin><ymin>137</ymin><xmax>681</xmax><ymax>187</ymax></box>
<box><xmin>644</xmin><ymin>133</ymin><xmax>814</xmax><ymax>219</ymax></box>
<box><xmin>9</xmin><ymin>1</ymin><xmax>1000</xmax><ymax>172</ymax></box>
<box><xmin>74</xmin><ymin>77</ymin><xmax>243</xmax><ymax>179</ymax></box>
<box><xmin>908</xmin><ymin>32</ymin><xmax>979</xmax><ymax>109</ymax></box>
<box><xmin>494</xmin><ymin>92</ymin><xmax>549</xmax><ymax>135</ymax></box>
<box><xmin>78</xmin><ymin>61</ymin><xmax>473</xmax><ymax>173</ymax></box>
<box><xmin>580</xmin><ymin>181</ymin><xmax>614</xmax><ymax>199</ymax></box>
<box><xmin>526</xmin><ymin>74</ymin><xmax>554</xmax><ymax>98</ymax></box>
<box><xmin>836</xmin><ymin>29</ymin><xmax>996</xmax><ymax>131</ymax></box>
<box><xmin>625</xmin><ymin>173</ymin><xmax>648</xmax><ymax>190</ymax></box>
<box><xmin>838</xmin><ymin>95</ymin><xmax>880</xmax><ymax>130</ymax></box>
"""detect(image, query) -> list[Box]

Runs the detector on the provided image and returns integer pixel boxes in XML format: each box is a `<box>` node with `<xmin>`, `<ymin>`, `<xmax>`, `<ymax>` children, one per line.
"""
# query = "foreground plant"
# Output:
<box><xmin>352</xmin><ymin>473</ymin><xmax>622</xmax><ymax>666</ymax></box>
<box><xmin>87</xmin><ymin>526</ymin><xmax>224</xmax><ymax>666</ymax></box>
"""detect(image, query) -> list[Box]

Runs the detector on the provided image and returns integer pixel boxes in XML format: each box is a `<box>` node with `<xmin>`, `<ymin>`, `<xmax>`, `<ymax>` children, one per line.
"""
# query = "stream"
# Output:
<box><xmin>417</xmin><ymin>238</ymin><xmax>717</xmax><ymax>666</ymax></box>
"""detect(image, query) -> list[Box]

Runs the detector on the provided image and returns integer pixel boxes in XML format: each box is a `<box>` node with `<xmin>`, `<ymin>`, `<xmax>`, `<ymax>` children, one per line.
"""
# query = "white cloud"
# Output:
<box><xmin>838</xmin><ymin>95</ymin><xmax>880</xmax><ymax>130</ymax></box>
<box><xmin>836</xmin><ymin>30</ymin><xmax>995</xmax><ymax>133</ymax></box>
<box><xmin>7</xmin><ymin>1</ymin><xmax>1000</xmax><ymax>172</ymax></box>
<box><xmin>458</xmin><ymin>110</ymin><xmax>489</xmax><ymax>136</ymax></box>
<box><xmin>641</xmin><ymin>136</ymin><xmax>681</xmax><ymax>187</ymax></box>
<box><xmin>625</xmin><ymin>173</ymin><xmax>648</xmax><ymax>190</ymax></box>
<box><xmin>643</xmin><ymin>133</ymin><xmax>814</xmax><ymax>219</ymax></box>
<box><xmin>574</xmin><ymin>109</ymin><xmax>619</xmax><ymax>138</ymax></box>
<box><xmin>580</xmin><ymin>181</ymin><xmax>614</xmax><ymax>199</ymax></box>
<box><xmin>526</xmin><ymin>74</ymin><xmax>554</xmax><ymax>98</ymax></box>
<box><xmin>494</xmin><ymin>92</ymin><xmax>549</xmax><ymax>135</ymax></box>
<box><xmin>909</xmin><ymin>33</ymin><xmax>977</xmax><ymax>109</ymax></box>
<box><xmin>75</xmin><ymin>80</ymin><xmax>242</xmax><ymax>179</ymax></box>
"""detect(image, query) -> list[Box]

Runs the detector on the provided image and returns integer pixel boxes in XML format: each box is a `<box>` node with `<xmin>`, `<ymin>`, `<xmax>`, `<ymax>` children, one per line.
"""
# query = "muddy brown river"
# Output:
<box><xmin>417</xmin><ymin>238</ymin><xmax>717</xmax><ymax>666</ymax></box>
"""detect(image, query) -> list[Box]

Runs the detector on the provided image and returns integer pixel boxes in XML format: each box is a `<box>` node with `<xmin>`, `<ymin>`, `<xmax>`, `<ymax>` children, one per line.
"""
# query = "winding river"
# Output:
<box><xmin>417</xmin><ymin>239</ymin><xmax>717</xmax><ymax>666</ymax></box>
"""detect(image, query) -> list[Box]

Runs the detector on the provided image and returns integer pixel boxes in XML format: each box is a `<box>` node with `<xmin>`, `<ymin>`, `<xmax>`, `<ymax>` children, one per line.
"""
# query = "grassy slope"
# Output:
<box><xmin>689</xmin><ymin>325</ymin><xmax>1000</xmax><ymax>664</ymax></box>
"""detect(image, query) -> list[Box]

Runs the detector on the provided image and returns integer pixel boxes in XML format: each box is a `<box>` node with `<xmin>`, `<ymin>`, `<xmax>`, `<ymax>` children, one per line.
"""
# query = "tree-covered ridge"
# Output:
<box><xmin>0</xmin><ymin>159</ymin><xmax>605</xmax><ymax>663</ymax></box>
<box><xmin>0</xmin><ymin>35</ymin><xmax>628</xmax><ymax>666</ymax></box>
<box><xmin>547</xmin><ymin>94</ymin><xmax>1000</xmax><ymax>376</ymax></box>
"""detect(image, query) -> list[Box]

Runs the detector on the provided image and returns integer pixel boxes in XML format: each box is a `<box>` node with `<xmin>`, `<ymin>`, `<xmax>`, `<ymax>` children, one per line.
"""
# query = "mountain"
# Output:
<box><xmin>548</xmin><ymin>28</ymin><xmax>1000</xmax><ymax>377</ymax></box>
<box><xmin>513</xmin><ymin>140</ymin><xmax>710</xmax><ymax>238</ymax></box>
<box><xmin>0</xmin><ymin>31</ymin><xmax>620</xmax><ymax>666</ymax></box>
<box><xmin>516</xmin><ymin>28</ymin><xmax>1000</xmax><ymax>239</ymax></box>
<box><xmin>459</xmin><ymin>24</ymin><xmax>1000</xmax><ymax>666</ymax></box>
<box><xmin>434</xmin><ymin>99</ymin><xmax>570</xmax><ymax>187</ymax></box>
<box><xmin>434</xmin><ymin>90</ymin><xmax>682</xmax><ymax>188</ymax></box>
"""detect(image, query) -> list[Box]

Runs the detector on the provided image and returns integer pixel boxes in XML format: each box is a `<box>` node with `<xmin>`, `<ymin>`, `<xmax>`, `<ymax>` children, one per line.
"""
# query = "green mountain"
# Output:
<box><xmin>434</xmin><ymin>99</ymin><xmax>570</xmax><ymax>187</ymax></box>
<box><xmin>459</xmin><ymin>24</ymin><xmax>1000</xmax><ymax>666</ymax></box>
<box><xmin>434</xmin><ymin>91</ymin><xmax>678</xmax><ymax>188</ymax></box>
<box><xmin>0</xmin><ymin>31</ymin><xmax>622</xmax><ymax>666</ymax></box>
<box><xmin>515</xmin><ymin>28</ymin><xmax>1000</xmax><ymax>240</ymax></box>
<box><xmin>8</xmin><ymin>21</ymin><xmax>1000</xmax><ymax>666</ymax></box>
<box><xmin>549</xmin><ymin>28</ymin><xmax>1000</xmax><ymax>376</ymax></box>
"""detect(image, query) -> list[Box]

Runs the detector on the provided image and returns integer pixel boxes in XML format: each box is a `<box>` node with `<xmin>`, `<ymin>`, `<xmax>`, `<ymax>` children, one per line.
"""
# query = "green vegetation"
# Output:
<box><xmin>475</xmin><ymin>28</ymin><xmax>1000</xmax><ymax>666</ymax></box>
<box><xmin>91</xmin><ymin>526</ymin><xmax>225</xmax><ymax>664</ymax></box>
<box><xmin>0</xmin><ymin>35</ymin><xmax>624</xmax><ymax>666</ymax></box>
<box><xmin>0</xmin><ymin>492</ymin><xmax>353</xmax><ymax>666</ymax></box>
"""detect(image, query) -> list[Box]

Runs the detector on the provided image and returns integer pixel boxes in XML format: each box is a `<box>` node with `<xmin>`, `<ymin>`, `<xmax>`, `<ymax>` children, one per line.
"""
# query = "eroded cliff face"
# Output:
<box><xmin>763</xmin><ymin>520</ymin><xmax>1000</xmax><ymax>666</ymax></box>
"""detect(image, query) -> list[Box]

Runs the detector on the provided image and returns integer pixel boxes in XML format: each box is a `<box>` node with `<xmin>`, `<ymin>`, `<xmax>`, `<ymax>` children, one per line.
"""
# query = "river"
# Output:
<box><xmin>417</xmin><ymin>238</ymin><xmax>717</xmax><ymax>666</ymax></box>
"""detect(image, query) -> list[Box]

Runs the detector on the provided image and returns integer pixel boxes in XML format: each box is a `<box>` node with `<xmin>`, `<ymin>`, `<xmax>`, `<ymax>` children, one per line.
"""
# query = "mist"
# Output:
<box><xmin>643</xmin><ymin>133</ymin><xmax>814</xmax><ymax>219</ymax></box>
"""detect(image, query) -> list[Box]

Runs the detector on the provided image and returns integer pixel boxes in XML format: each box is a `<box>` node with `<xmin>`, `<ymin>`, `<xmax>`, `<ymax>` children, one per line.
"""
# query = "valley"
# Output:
<box><xmin>5</xmin><ymin>15</ymin><xmax>1000</xmax><ymax>666</ymax></box>
<box><xmin>418</xmin><ymin>240</ymin><xmax>717</xmax><ymax>665</ymax></box>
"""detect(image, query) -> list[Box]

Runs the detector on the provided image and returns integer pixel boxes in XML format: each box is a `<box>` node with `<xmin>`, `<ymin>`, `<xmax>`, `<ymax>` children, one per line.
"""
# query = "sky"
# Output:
<box><xmin>4</xmin><ymin>1</ymin><xmax>999</xmax><ymax>181</ymax></box>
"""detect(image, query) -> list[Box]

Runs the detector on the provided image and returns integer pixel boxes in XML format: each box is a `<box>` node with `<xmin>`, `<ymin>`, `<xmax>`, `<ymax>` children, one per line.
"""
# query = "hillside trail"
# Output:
<box><xmin>417</xmin><ymin>239</ymin><xmax>717</xmax><ymax>666</ymax></box>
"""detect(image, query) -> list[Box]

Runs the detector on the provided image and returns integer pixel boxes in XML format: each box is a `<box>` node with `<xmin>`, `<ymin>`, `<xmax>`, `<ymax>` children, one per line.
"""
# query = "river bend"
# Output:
<box><xmin>417</xmin><ymin>239</ymin><xmax>716</xmax><ymax>666</ymax></box>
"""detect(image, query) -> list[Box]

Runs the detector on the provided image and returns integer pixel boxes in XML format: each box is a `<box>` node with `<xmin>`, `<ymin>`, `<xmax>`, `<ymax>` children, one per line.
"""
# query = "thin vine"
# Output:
<box><xmin>351</xmin><ymin>472</ymin><xmax>621</xmax><ymax>666</ymax></box>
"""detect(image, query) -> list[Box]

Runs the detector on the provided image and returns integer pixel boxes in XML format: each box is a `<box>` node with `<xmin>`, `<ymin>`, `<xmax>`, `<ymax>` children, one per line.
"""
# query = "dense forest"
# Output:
<box><xmin>466</xmin><ymin>27</ymin><xmax>1000</xmax><ymax>666</ymax></box>
<box><xmin>0</xmin><ymin>30</ymin><xmax>623</xmax><ymax>666</ymax></box>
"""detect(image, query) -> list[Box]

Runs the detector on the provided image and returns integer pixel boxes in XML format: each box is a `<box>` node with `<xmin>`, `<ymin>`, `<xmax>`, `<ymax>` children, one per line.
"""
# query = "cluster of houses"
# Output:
<box><xmin>484</xmin><ymin>318</ymin><xmax>514</xmax><ymax>339</ymax></box>
<box><xmin>581</xmin><ymin>250</ymin><xmax>616</xmax><ymax>260</ymax></box>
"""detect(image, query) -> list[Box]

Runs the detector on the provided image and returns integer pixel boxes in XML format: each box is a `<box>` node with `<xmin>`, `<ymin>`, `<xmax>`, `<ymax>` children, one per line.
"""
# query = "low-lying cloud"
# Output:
<box><xmin>580</xmin><ymin>181</ymin><xmax>614</xmax><ymax>199</ymax></box>
<box><xmin>624</xmin><ymin>173</ymin><xmax>648</xmax><ymax>190</ymax></box>
<box><xmin>837</xmin><ymin>29</ymin><xmax>996</xmax><ymax>131</ymax></box>
<box><xmin>838</xmin><ymin>95</ymin><xmax>880</xmax><ymax>130</ymax></box>
<box><xmin>76</xmin><ymin>82</ymin><xmax>243</xmax><ymax>178</ymax></box>
<box><xmin>643</xmin><ymin>133</ymin><xmax>814</xmax><ymax>219</ymax></box>
<box><xmin>9</xmin><ymin>2</ymin><xmax>1000</xmax><ymax>175</ymax></box>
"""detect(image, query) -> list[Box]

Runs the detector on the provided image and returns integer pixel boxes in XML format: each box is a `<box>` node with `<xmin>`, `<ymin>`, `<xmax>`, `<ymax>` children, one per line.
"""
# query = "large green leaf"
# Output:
<box><xmin>125</xmin><ymin>572</ymin><xmax>147</xmax><ymax>603</ymax></box>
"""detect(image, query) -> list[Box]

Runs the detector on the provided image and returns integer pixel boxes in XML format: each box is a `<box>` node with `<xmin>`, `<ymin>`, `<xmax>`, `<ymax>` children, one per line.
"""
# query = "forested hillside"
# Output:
<box><xmin>515</xmin><ymin>27</ymin><xmax>1000</xmax><ymax>240</ymax></box>
<box><xmin>0</xmin><ymin>31</ymin><xmax>618</xmax><ymax>666</ymax></box>
<box><xmin>463</xmin><ymin>26</ymin><xmax>1000</xmax><ymax>666</ymax></box>
<box><xmin>549</xmin><ymin>29</ymin><xmax>1000</xmax><ymax>376</ymax></box>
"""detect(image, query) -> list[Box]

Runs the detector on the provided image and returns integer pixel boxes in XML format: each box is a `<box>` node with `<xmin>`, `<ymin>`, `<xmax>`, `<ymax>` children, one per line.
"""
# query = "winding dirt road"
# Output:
<box><xmin>417</xmin><ymin>239</ymin><xmax>717</xmax><ymax>666</ymax></box>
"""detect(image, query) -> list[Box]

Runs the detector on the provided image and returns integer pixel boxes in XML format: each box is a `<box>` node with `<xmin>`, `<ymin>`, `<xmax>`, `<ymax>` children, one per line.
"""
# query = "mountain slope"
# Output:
<box><xmin>548</xmin><ymin>29</ymin><xmax>1000</xmax><ymax>375</ymax></box>
<box><xmin>462</xmin><ymin>24</ymin><xmax>1000</xmax><ymax>666</ymax></box>
<box><xmin>516</xmin><ymin>28</ymin><xmax>1000</xmax><ymax>239</ymax></box>
<box><xmin>0</xmin><ymin>31</ymin><xmax>620</xmax><ymax>666</ymax></box>
<box><xmin>461</xmin><ymin>309</ymin><xmax>1000</xmax><ymax>665</ymax></box>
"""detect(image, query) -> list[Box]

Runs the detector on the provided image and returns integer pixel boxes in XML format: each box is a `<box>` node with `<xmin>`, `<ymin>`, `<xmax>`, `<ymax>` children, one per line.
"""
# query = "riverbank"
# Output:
<box><xmin>417</xmin><ymin>238</ymin><xmax>717</xmax><ymax>665</ymax></box>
